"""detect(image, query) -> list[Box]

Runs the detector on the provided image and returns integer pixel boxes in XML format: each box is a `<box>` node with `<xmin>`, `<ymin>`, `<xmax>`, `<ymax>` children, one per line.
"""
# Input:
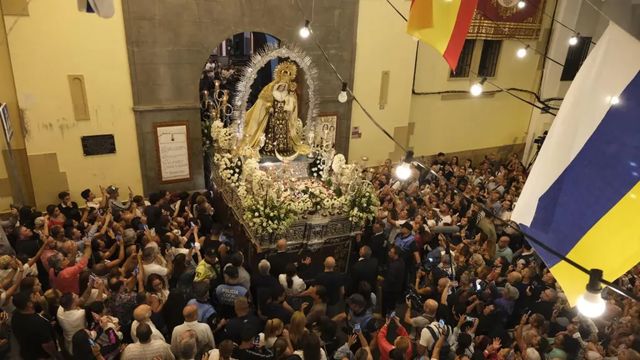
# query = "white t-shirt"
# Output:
<box><xmin>278</xmin><ymin>274</ymin><xmax>306</xmax><ymax>296</ymax></box>
<box><xmin>57</xmin><ymin>307</ymin><xmax>87</xmax><ymax>354</ymax></box>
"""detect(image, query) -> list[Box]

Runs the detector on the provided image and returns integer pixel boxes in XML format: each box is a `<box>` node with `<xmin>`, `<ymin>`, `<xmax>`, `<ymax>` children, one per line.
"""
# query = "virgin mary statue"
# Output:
<box><xmin>238</xmin><ymin>61</ymin><xmax>310</xmax><ymax>157</ymax></box>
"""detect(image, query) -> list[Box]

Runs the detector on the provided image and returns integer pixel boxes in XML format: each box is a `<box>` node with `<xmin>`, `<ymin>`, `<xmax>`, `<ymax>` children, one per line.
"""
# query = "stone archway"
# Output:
<box><xmin>121</xmin><ymin>0</ymin><xmax>358</xmax><ymax>193</ymax></box>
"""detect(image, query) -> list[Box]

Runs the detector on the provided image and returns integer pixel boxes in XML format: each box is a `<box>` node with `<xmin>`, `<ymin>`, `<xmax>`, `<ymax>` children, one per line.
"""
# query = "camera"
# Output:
<box><xmin>405</xmin><ymin>287</ymin><xmax>423</xmax><ymax>309</ymax></box>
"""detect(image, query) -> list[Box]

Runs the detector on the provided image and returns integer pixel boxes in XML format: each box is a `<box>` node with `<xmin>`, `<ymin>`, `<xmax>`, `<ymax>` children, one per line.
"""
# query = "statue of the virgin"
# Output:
<box><xmin>238</xmin><ymin>61</ymin><xmax>310</xmax><ymax>157</ymax></box>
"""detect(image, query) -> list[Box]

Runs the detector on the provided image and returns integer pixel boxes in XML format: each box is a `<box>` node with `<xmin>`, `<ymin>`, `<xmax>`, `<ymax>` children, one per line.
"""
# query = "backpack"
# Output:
<box><xmin>426</xmin><ymin>324</ymin><xmax>452</xmax><ymax>359</ymax></box>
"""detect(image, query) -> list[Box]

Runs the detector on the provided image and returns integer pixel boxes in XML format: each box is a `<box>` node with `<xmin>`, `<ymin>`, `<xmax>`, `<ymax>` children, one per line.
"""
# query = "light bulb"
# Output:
<box><xmin>470</xmin><ymin>83</ymin><xmax>483</xmax><ymax>96</ymax></box>
<box><xmin>609</xmin><ymin>96</ymin><xmax>620</xmax><ymax>105</ymax></box>
<box><xmin>577</xmin><ymin>291</ymin><xmax>606</xmax><ymax>318</ymax></box>
<box><xmin>395</xmin><ymin>162</ymin><xmax>412</xmax><ymax>181</ymax></box>
<box><xmin>299</xmin><ymin>20</ymin><xmax>311</xmax><ymax>39</ymax></box>
<box><xmin>338</xmin><ymin>82</ymin><xmax>348</xmax><ymax>103</ymax></box>
<box><xmin>517</xmin><ymin>1</ymin><xmax>526</xmax><ymax>9</ymax></box>
<box><xmin>569</xmin><ymin>35</ymin><xmax>579</xmax><ymax>46</ymax></box>
<box><xmin>516</xmin><ymin>47</ymin><xmax>527</xmax><ymax>58</ymax></box>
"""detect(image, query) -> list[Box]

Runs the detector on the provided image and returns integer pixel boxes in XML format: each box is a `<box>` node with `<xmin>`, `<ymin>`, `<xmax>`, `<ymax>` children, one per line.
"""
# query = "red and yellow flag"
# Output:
<box><xmin>408</xmin><ymin>0</ymin><xmax>479</xmax><ymax>70</ymax></box>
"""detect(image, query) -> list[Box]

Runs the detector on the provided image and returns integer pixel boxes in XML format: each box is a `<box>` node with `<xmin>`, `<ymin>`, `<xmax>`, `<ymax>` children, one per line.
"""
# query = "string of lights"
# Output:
<box><xmin>385</xmin><ymin>0</ymin><xmax>561</xmax><ymax>113</ymax></box>
<box><xmin>293</xmin><ymin>0</ymin><xmax>639</xmax><ymax>310</ymax></box>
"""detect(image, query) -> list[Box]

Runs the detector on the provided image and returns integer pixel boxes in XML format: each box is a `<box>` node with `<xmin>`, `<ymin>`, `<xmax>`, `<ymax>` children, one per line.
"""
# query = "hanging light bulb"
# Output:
<box><xmin>395</xmin><ymin>151</ymin><xmax>414</xmax><ymax>181</ymax></box>
<box><xmin>516</xmin><ymin>45</ymin><xmax>529</xmax><ymax>58</ymax></box>
<box><xmin>609</xmin><ymin>95</ymin><xmax>620</xmax><ymax>105</ymax></box>
<box><xmin>299</xmin><ymin>20</ymin><xmax>311</xmax><ymax>39</ymax></box>
<box><xmin>569</xmin><ymin>33</ymin><xmax>580</xmax><ymax>46</ymax></box>
<box><xmin>470</xmin><ymin>77</ymin><xmax>487</xmax><ymax>97</ymax></box>
<box><xmin>517</xmin><ymin>1</ymin><xmax>526</xmax><ymax>9</ymax></box>
<box><xmin>395</xmin><ymin>163</ymin><xmax>412</xmax><ymax>180</ymax></box>
<box><xmin>577</xmin><ymin>269</ymin><xmax>607</xmax><ymax>318</ymax></box>
<box><xmin>338</xmin><ymin>82</ymin><xmax>348</xmax><ymax>103</ymax></box>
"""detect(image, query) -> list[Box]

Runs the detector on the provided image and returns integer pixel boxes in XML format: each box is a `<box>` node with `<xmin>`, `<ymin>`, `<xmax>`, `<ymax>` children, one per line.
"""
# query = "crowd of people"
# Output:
<box><xmin>0</xmin><ymin>152</ymin><xmax>638</xmax><ymax>360</ymax></box>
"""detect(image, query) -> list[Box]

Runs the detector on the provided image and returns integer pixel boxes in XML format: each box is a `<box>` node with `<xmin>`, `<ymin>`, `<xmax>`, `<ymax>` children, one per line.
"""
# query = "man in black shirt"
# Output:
<box><xmin>251</xmin><ymin>259</ymin><xmax>280</xmax><ymax>305</ymax></box>
<box><xmin>367</xmin><ymin>222</ymin><xmax>388</xmax><ymax>267</ymax></box>
<box><xmin>350</xmin><ymin>245</ymin><xmax>379</xmax><ymax>294</ymax></box>
<box><xmin>382</xmin><ymin>246</ymin><xmax>406</xmax><ymax>316</ymax></box>
<box><xmin>57</xmin><ymin>191</ymin><xmax>81</xmax><ymax>222</ymax></box>
<box><xmin>222</xmin><ymin>297</ymin><xmax>263</xmax><ymax>344</ymax></box>
<box><xmin>11</xmin><ymin>292</ymin><xmax>60</xmax><ymax>360</ymax></box>
<box><xmin>232</xmin><ymin>328</ymin><xmax>274</xmax><ymax>360</ymax></box>
<box><xmin>314</xmin><ymin>256</ymin><xmax>345</xmax><ymax>309</ymax></box>
<box><xmin>267</xmin><ymin>239</ymin><xmax>293</xmax><ymax>277</ymax></box>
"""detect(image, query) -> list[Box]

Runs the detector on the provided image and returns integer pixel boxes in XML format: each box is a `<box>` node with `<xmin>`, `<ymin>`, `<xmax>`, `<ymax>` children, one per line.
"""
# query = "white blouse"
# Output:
<box><xmin>278</xmin><ymin>274</ymin><xmax>306</xmax><ymax>296</ymax></box>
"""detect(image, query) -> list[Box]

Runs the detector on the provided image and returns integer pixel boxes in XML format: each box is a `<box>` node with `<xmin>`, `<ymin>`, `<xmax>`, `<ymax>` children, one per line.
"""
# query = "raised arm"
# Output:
<box><xmin>28</xmin><ymin>238</ymin><xmax>54</xmax><ymax>268</ymax></box>
<box><xmin>106</xmin><ymin>238</ymin><xmax>126</xmax><ymax>269</ymax></box>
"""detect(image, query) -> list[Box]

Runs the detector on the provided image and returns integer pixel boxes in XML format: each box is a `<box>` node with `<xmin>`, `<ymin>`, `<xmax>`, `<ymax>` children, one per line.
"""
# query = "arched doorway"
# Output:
<box><xmin>199</xmin><ymin>32</ymin><xmax>280</xmax><ymax>190</ymax></box>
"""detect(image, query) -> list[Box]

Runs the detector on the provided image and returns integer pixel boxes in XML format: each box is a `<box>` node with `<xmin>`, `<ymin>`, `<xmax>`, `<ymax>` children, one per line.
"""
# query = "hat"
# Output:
<box><xmin>204</xmin><ymin>247</ymin><xmax>217</xmax><ymax>258</ymax></box>
<box><xmin>0</xmin><ymin>255</ymin><xmax>12</xmax><ymax>269</ymax></box>
<box><xmin>346</xmin><ymin>294</ymin><xmax>366</xmax><ymax>308</ymax></box>
<box><xmin>401</xmin><ymin>222</ymin><xmax>413</xmax><ymax>231</ymax></box>
<box><xmin>105</xmin><ymin>185</ymin><xmax>118</xmax><ymax>195</ymax></box>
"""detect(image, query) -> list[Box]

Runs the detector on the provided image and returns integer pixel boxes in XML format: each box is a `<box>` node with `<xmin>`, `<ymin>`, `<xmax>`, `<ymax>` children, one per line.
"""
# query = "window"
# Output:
<box><xmin>450</xmin><ymin>39</ymin><xmax>476</xmax><ymax>78</ymax></box>
<box><xmin>478</xmin><ymin>40</ymin><xmax>502</xmax><ymax>77</ymax></box>
<box><xmin>560</xmin><ymin>37</ymin><xmax>592</xmax><ymax>81</ymax></box>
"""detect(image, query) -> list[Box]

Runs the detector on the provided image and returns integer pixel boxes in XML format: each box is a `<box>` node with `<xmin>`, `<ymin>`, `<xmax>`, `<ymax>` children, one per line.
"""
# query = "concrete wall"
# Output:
<box><xmin>409</xmin><ymin>39</ymin><xmax>539</xmax><ymax>157</ymax></box>
<box><xmin>348</xmin><ymin>0</ymin><xmax>416</xmax><ymax>164</ymax></box>
<box><xmin>4</xmin><ymin>0</ymin><xmax>142</xmax><ymax>209</ymax></box>
<box><xmin>122</xmin><ymin>0</ymin><xmax>359</xmax><ymax>192</ymax></box>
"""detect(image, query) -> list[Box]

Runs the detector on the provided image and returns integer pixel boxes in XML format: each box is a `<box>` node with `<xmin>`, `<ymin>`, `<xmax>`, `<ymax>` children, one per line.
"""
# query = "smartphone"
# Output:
<box><xmin>466</xmin><ymin>316</ymin><xmax>476</xmax><ymax>322</ymax></box>
<box><xmin>389</xmin><ymin>311</ymin><xmax>396</xmax><ymax>319</ymax></box>
<box><xmin>354</xmin><ymin>323</ymin><xmax>361</xmax><ymax>333</ymax></box>
<box><xmin>88</xmin><ymin>337</ymin><xmax>95</xmax><ymax>346</ymax></box>
<box><xmin>253</xmin><ymin>335</ymin><xmax>261</xmax><ymax>347</ymax></box>
<box><xmin>439</xmin><ymin>319</ymin><xmax>445</xmax><ymax>326</ymax></box>
<box><xmin>475</xmin><ymin>279</ymin><xmax>483</xmax><ymax>291</ymax></box>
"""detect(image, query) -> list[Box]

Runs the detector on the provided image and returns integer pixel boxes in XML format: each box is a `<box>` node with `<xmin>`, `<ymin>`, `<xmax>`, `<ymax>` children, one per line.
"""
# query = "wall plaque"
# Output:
<box><xmin>155</xmin><ymin>122</ymin><xmax>191</xmax><ymax>183</ymax></box>
<box><xmin>81</xmin><ymin>134</ymin><xmax>116</xmax><ymax>156</ymax></box>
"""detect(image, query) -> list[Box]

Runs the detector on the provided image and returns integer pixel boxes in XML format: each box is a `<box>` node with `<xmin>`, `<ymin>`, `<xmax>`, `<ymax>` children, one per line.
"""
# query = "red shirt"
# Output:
<box><xmin>377</xmin><ymin>322</ymin><xmax>413</xmax><ymax>360</ymax></box>
<box><xmin>49</xmin><ymin>257</ymin><xmax>88</xmax><ymax>294</ymax></box>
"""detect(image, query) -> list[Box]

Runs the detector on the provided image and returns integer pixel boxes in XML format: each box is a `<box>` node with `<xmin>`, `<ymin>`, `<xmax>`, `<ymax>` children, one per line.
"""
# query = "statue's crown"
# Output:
<box><xmin>275</xmin><ymin>61</ymin><xmax>298</xmax><ymax>80</ymax></box>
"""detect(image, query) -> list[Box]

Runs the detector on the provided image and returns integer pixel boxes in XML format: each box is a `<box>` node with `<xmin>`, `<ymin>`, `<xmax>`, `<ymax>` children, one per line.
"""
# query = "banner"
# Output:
<box><xmin>468</xmin><ymin>0</ymin><xmax>545</xmax><ymax>40</ymax></box>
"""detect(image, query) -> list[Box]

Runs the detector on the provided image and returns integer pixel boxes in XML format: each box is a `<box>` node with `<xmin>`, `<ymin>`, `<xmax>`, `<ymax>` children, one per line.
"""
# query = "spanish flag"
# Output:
<box><xmin>407</xmin><ymin>0</ymin><xmax>478</xmax><ymax>70</ymax></box>
<box><xmin>512</xmin><ymin>23</ymin><xmax>640</xmax><ymax>306</ymax></box>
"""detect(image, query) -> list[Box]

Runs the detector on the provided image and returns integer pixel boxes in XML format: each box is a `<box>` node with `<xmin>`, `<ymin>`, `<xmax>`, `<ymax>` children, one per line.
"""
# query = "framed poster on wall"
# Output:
<box><xmin>155</xmin><ymin>122</ymin><xmax>192</xmax><ymax>183</ymax></box>
<box><xmin>313</xmin><ymin>113</ymin><xmax>338</xmax><ymax>149</ymax></box>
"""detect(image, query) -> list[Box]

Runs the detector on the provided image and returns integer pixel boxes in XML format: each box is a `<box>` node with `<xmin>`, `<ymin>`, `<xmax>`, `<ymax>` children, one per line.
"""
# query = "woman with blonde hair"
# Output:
<box><xmin>264</xmin><ymin>318</ymin><xmax>285</xmax><ymax>349</ymax></box>
<box><xmin>288</xmin><ymin>311</ymin><xmax>308</xmax><ymax>350</ymax></box>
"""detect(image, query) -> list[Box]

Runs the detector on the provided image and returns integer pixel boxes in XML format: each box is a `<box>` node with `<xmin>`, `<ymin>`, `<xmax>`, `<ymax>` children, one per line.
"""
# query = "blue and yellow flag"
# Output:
<box><xmin>512</xmin><ymin>23</ymin><xmax>640</xmax><ymax>306</ymax></box>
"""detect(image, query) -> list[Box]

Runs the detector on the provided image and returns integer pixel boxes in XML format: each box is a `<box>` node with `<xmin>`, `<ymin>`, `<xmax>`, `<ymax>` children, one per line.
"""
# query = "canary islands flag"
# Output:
<box><xmin>512</xmin><ymin>23</ymin><xmax>640</xmax><ymax>306</ymax></box>
<box><xmin>407</xmin><ymin>0</ymin><xmax>478</xmax><ymax>70</ymax></box>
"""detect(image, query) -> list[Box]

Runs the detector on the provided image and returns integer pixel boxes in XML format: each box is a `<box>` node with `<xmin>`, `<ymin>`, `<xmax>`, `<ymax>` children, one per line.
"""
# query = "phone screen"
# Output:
<box><xmin>439</xmin><ymin>319</ymin><xmax>445</xmax><ymax>326</ymax></box>
<box><xmin>354</xmin><ymin>323</ymin><xmax>361</xmax><ymax>333</ymax></box>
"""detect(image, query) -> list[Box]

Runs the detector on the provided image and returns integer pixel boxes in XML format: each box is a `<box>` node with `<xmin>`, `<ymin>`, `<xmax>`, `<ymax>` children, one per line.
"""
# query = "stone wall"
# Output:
<box><xmin>122</xmin><ymin>0</ymin><xmax>359</xmax><ymax>193</ymax></box>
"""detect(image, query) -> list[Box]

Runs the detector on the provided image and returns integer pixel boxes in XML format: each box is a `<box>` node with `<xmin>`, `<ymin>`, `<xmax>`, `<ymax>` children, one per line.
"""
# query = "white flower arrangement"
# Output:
<box><xmin>211</xmin><ymin>123</ymin><xmax>378</xmax><ymax>235</ymax></box>
<box><xmin>243</xmin><ymin>191</ymin><xmax>299</xmax><ymax>237</ymax></box>
<box><xmin>211</xmin><ymin>120</ymin><xmax>236</xmax><ymax>150</ymax></box>
<box><xmin>344</xmin><ymin>181</ymin><xmax>380</xmax><ymax>226</ymax></box>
